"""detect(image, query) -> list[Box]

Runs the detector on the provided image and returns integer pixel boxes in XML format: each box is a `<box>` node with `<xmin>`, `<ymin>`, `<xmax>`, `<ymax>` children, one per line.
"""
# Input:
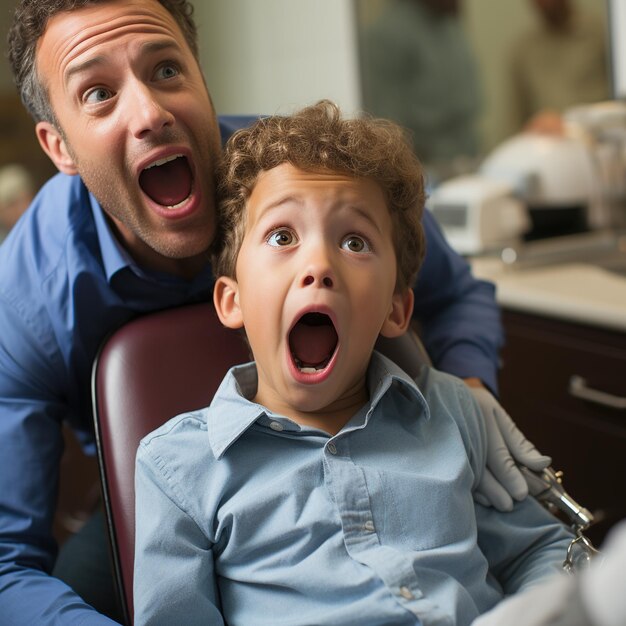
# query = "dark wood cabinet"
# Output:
<box><xmin>498</xmin><ymin>310</ymin><xmax>626</xmax><ymax>546</ymax></box>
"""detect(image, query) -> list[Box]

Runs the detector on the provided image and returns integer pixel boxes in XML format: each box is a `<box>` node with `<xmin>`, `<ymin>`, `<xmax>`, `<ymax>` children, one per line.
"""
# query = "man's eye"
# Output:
<box><xmin>341</xmin><ymin>235</ymin><xmax>371</xmax><ymax>253</ymax></box>
<box><xmin>267</xmin><ymin>229</ymin><xmax>297</xmax><ymax>247</ymax></box>
<box><xmin>155</xmin><ymin>63</ymin><xmax>180</xmax><ymax>80</ymax></box>
<box><xmin>84</xmin><ymin>87</ymin><xmax>112</xmax><ymax>104</ymax></box>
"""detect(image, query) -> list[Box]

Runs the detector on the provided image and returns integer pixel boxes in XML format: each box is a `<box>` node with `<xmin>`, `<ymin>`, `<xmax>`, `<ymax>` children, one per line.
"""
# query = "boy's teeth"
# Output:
<box><xmin>294</xmin><ymin>356</ymin><xmax>328</xmax><ymax>373</ymax></box>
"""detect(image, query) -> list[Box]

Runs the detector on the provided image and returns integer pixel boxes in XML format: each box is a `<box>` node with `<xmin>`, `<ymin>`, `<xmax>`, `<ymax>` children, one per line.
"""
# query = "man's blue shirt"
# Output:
<box><xmin>0</xmin><ymin>115</ymin><xmax>502</xmax><ymax>623</ymax></box>
<box><xmin>134</xmin><ymin>354</ymin><xmax>571</xmax><ymax>626</ymax></box>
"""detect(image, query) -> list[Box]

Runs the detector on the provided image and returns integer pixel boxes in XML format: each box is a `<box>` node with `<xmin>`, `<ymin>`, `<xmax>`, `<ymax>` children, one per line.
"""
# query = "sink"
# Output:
<box><xmin>593</xmin><ymin>254</ymin><xmax>626</xmax><ymax>277</ymax></box>
<box><xmin>499</xmin><ymin>231</ymin><xmax>626</xmax><ymax>275</ymax></box>
<box><xmin>471</xmin><ymin>231</ymin><xmax>626</xmax><ymax>332</ymax></box>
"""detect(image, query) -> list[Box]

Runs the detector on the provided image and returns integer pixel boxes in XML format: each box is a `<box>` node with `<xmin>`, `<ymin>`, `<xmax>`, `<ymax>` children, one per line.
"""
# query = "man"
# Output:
<box><xmin>0</xmin><ymin>1</ymin><xmax>548</xmax><ymax>623</ymax></box>
<box><xmin>507</xmin><ymin>0</ymin><xmax>609</xmax><ymax>133</ymax></box>
<box><xmin>360</xmin><ymin>0</ymin><xmax>482</xmax><ymax>183</ymax></box>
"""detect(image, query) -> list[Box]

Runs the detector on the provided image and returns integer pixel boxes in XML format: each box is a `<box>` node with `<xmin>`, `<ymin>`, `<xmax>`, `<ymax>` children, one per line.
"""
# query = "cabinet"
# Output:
<box><xmin>498</xmin><ymin>310</ymin><xmax>626</xmax><ymax>546</ymax></box>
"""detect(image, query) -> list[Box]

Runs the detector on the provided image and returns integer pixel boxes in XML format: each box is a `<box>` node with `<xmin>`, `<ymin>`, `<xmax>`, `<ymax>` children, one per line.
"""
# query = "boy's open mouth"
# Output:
<box><xmin>289</xmin><ymin>312</ymin><xmax>338</xmax><ymax>374</ymax></box>
<box><xmin>139</xmin><ymin>155</ymin><xmax>193</xmax><ymax>208</ymax></box>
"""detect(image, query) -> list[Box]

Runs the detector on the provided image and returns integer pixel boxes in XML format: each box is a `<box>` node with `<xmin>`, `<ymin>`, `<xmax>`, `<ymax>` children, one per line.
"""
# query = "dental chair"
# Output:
<box><xmin>91</xmin><ymin>302</ymin><xmax>596</xmax><ymax>625</ymax></box>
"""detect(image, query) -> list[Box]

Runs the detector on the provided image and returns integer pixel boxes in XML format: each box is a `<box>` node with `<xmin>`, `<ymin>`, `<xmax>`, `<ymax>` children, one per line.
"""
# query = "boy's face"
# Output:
<box><xmin>214</xmin><ymin>163</ymin><xmax>412</xmax><ymax>428</ymax></box>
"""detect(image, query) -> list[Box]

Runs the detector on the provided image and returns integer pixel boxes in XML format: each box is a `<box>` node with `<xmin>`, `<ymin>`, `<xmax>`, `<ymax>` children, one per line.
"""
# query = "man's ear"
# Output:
<box><xmin>380</xmin><ymin>289</ymin><xmax>414</xmax><ymax>338</ymax></box>
<box><xmin>213</xmin><ymin>276</ymin><xmax>244</xmax><ymax>329</ymax></box>
<box><xmin>36</xmin><ymin>121</ymin><xmax>78</xmax><ymax>175</ymax></box>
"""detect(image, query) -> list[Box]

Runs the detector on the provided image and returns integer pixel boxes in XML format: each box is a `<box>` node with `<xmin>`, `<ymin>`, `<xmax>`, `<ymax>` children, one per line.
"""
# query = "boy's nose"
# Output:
<box><xmin>302</xmin><ymin>274</ymin><xmax>334</xmax><ymax>288</ymax></box>
<box><xmin>300</xmin><ymin>249</ymin><xmax>335</xmax><ymax>288</ymax></box>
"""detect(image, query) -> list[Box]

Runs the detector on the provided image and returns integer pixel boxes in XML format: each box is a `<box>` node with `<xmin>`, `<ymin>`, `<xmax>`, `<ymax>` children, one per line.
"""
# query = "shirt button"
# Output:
<box><xmin>327</xmin><ymin>442</ymin><xmax>337</xmax><ymax>455</ymax></box>
<box><xmin>364</xmin><ymin>520</ymin><xmax>375</xmax><ymax>532</ymax></box>
<box><xmin>269</xmin><ymin>421</ymin><xmax>284</xmax><ymax>432</ymax></box>
<box><xmin>399</xmin><ymin>586</ymin><xmax>414</xmax><ymax>601</ymax></box>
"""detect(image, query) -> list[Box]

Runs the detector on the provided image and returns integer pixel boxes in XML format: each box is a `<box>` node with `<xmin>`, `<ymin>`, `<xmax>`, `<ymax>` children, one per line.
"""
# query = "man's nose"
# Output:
<box><xmin>127</xmin><ymin>83</ymin><xmax>175</xmax><ymax>138</ymax></box>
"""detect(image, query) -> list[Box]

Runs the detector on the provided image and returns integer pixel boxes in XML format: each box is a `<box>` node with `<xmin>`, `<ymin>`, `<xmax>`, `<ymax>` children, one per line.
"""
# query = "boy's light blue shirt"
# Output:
<box><xmin>134</xmin><ymin>353</ymin><xmax>572</xmax><ymax>626</ymax></box>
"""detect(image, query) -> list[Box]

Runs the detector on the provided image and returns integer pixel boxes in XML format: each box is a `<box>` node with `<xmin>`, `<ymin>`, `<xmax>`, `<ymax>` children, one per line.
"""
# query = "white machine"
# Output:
<box><xmin>428</xmin><ymin>101</ymin><xmax>626</xmax><ymax>256</ymax></box>
<box><xmin>427</xmin><ymin>174</ymin><xmax>529</xmax><ymax>255</ymax></box>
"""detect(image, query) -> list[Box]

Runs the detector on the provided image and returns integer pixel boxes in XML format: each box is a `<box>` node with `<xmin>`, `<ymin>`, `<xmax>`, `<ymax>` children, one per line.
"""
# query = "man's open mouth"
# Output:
<box><xmin>139</xmin><ymin>154</ymin><xmax>193</xmax><ymax>208</ymax></box>
<box><xmin>289</xmin><ymin>312</ymin><xmax>338</xmax><ymax>374</ymax></box>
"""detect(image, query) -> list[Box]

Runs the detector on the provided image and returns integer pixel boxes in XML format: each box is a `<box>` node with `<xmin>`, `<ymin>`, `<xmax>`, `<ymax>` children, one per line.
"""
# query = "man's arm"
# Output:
<box><xmin>414</xmin><ymin>209</ymin><xmax>503</xmax><ymax>393</ymax></box>
<box><xmin>416</xmin><ymin>210</ymin><xmax>550</xmax><ymax>510</ymax></box>
<box><xmin>134</xmin><ymin>442</ymin><xmax>224</xmax><ymax>626</ymax></box>
<box><xmin>0</xmin><ymin>299</ymin><xmax>116</xmax><ymax>625</ymax></box>
<box><xmin>451</xmin><ymin>380</ymin><xmax>572</xmax><ymax>593</ymax></box>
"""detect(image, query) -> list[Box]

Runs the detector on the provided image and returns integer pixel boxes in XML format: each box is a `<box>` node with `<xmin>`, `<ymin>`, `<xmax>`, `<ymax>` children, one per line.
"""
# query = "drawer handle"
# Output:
<box><xmin>568</xmin><ymin>376</ymin><xmax>626</xmax><ymax>410</ymax></box>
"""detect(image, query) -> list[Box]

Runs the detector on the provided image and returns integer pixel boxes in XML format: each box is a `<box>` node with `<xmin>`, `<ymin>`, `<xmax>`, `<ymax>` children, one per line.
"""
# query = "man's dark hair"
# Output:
<box><xmin>7</xmin><ymin>0</ymin><xmax>199</xmax><ymax>123</ymax></box>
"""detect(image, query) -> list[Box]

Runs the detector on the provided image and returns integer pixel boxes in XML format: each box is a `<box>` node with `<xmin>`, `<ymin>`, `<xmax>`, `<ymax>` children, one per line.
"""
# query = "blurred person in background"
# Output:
<box><xmin>0</xmin><ymin>164</ymin><xmax>34</xmax><ymax>244</ymax></box>
<box><xmin>360</xmin><ymin>0</ymin><xmax>483</xmax><ymax>184</ymax></box>
<box><xmin>507</xmin><ymin>0</ymin><xmax>610</xmax><ymax>134</ymax></box>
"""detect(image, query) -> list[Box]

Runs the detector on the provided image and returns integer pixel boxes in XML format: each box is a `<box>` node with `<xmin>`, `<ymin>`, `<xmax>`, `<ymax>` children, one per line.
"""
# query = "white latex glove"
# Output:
<box><xmin>469</xmin><ymin>385</ymin><xmax>551</xmax><ymax>512</ymax></box>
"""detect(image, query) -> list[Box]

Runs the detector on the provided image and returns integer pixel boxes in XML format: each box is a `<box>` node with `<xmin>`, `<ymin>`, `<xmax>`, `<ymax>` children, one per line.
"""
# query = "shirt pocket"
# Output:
<box><xmin>365</xmin><ymin>452</ymin><xmax>476</xmax><ymax>552</ymax></box>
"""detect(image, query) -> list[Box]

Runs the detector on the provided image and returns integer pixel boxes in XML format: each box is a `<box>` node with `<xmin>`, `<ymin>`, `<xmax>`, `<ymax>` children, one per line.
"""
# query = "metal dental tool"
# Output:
<box><xmin>520</xmin><ymin>465</ymin><xmax>601</xmax><ymax>572</ymax></box>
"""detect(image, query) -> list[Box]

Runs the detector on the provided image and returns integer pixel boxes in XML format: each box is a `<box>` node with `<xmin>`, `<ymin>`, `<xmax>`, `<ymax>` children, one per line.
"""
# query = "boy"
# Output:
<box><xmin>134</xmin><ymin>101</ymin><xmax>572</xmax><ymax>625</ymax></box>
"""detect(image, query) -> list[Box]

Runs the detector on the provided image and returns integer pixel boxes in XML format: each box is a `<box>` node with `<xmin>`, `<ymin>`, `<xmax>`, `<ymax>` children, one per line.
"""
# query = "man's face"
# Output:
<box><xmin>35</xmin><ymin>0</ymin><xmax>221</xmax><ymax>277</ymax></box>
<box><xmin>214</xmin><ymin>164</ymin><xmax>412</xmax><ymax>430</ymax></box>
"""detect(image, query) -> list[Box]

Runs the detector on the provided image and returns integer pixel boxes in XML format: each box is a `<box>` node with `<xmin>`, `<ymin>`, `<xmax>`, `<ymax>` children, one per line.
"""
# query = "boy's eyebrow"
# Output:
<box><xmin>349</xmin><ymin>205</ymin><xmax>385</xmax><ymax>234</ymax></box>
<box><xmin>257</xmin><ymin>196</ymin><xmax>385</xmax><ymax>233</ymax></box>
<box><xmin>255</xmin><ymin>195</ymin><xmax>304</xmax><ymax>216</ymax></box>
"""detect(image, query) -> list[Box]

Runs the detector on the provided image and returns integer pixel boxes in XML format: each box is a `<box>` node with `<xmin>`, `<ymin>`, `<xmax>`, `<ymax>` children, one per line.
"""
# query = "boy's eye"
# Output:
<box><xmin>341</xmin><ymin>234</ymin><xmax>371</xmax><ymax>253</ymax></box>
<box><xmin>267</xmin><ymin>229</ymin><xmax>297</xmax><ymax>247</ymax></box>
<box><xmin>84</xmin><ymin>87</ymin><xmax>112</xmax><ymax>104</ymax></box>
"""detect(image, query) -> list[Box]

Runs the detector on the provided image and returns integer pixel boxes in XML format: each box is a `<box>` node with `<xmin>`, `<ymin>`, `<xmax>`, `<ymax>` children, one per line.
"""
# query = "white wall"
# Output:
<box><xmin>194</xmin><ymin>0</ymin><xmax>362</xmax><ymax>117</ymax></box>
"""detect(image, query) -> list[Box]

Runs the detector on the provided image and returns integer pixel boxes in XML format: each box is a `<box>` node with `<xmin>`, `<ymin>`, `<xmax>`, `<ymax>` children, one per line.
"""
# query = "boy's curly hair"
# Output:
<box><xmin>213</xmin><ymin>100</ymin><xmax>426</xmax><ymax>293</ymax></box>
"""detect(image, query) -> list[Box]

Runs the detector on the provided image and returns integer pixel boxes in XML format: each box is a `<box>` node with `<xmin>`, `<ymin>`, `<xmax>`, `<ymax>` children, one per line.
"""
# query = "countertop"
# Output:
<box><xmin>470</xmin><ymin>233</ymin><xmax>626</xmax><ymax>333</ymax></box>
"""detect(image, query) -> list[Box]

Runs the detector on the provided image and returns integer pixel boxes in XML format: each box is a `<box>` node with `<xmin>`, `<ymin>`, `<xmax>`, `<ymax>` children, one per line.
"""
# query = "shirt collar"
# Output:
<box><xmin>90</xmin><ymin>191</ymin><xmax>215</xmax><ymax>291</ymax></box>
<box><xmin>206</xmin><ymin>351</ymin><xmax>430</xmax><ymax>459</ymax></box>
<box><xmin>90</xmin><ymin>193</ymin><xmax>136</xmax><ymax>281</ymax></box>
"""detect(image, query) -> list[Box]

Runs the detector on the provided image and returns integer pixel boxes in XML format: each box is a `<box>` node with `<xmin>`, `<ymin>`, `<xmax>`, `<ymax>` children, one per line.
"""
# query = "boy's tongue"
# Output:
<box><xmin>290</xmin><ymin>322</ymin><xmax>337</xmax><ymax>366</ymax></box>
<box><xmin>140</xmin><ymin>157</ymin><xmax>192</xmax><ymax>206</ymax></box>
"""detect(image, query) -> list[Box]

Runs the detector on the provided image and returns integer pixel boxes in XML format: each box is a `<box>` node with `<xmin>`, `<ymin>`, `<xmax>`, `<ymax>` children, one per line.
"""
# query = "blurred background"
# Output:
<box><xmin>0</xmin><ymin>0</ymin><xmax>610</xmax><ymax>175</ymax></box>
<box><xmin>1</xmin><ymin>0</ymin><xmax>625</xmax><ymax>546</ymax></box>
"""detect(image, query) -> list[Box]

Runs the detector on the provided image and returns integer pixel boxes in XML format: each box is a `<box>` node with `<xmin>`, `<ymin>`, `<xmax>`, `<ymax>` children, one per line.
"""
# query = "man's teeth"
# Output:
<box><xmin>144</xmin><ymin>154</ymin><xmax>183</xmax><ymax>170</ymax></box>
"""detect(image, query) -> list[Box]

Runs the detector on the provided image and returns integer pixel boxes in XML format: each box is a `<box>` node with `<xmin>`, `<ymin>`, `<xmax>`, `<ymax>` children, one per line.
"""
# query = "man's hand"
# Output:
<box><xmin>465</xmin><ymin>380</ymin><xmax>551</xmax><ymax>512</ymax></box>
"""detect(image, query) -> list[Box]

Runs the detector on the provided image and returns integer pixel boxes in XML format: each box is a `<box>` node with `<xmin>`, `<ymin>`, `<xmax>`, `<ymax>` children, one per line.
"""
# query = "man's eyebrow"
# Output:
<box><xmin>65</xmin><ymin>56</ymin><xmax>106</xmax><ymax>84</ymax></box>
<box><xmin>65</xmin><ymin>39</ymin><xmax>181</xmax><ymax>84</ymax></box>
<box><xmin>139</xmin><ymin>39</ymin><xmax>181</xmax><ymax>56</ymax></box>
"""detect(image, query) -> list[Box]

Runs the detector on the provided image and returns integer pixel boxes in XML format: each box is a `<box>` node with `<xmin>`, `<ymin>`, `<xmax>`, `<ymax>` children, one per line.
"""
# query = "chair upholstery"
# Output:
<box><xmin>91</xmin><ymin>302</ymin><xmax>251</xmax><ymax>623</ymax></box>
<box><xmin>92</xmin><ymin>303</ymin><xmax>429</xmax><ymax>624</ymax></box>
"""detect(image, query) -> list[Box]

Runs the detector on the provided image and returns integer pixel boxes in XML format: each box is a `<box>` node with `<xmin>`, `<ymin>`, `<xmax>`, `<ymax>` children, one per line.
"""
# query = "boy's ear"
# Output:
<box><xmin>213</xmin><ymin>276</ymin><xmax>244</xmax><ymax>329</ymax></box>
<box><xmin>380</xmin><ymin>289</ymin><xmax>414</xmax><ymax>338</ymax></box>
<box><xmin>36</xmin><ymin>121</ymin><xmax>78</xmax><ymax>175</ymax></box>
